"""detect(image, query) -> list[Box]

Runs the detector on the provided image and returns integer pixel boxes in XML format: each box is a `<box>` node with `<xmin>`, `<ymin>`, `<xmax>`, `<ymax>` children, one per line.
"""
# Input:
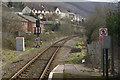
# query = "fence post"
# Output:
<box><xmin>111</xmin><ymin>37</ymin><xmax>114</xmax><ymax>75</ymax></box>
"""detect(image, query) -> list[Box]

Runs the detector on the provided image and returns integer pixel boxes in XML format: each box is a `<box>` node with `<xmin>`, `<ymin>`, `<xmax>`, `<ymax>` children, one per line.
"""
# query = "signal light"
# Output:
<box><xmin>36</xmin><ymin>19</ymin><xmax>40</xmax><ymax>27</ymax></box>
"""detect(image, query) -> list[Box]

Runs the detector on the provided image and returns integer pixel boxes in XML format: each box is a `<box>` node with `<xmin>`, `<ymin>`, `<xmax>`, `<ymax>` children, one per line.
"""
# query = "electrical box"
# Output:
<box><xmin>16</xmin><ymin>37</ymin><xmax>25</xmax><ymax>51</ymax></box>
<box><xmin>102</xmin><ymin>36</ymin><xmax>111</xmax><ymax>49</ymax></box>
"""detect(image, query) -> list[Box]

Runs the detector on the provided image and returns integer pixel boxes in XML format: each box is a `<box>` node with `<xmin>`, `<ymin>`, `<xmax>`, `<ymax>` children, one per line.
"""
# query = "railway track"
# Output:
<box><xmin>9</xmin><ymin>36</ymin><xmax>74</xmax><ymax>80</ymax></box>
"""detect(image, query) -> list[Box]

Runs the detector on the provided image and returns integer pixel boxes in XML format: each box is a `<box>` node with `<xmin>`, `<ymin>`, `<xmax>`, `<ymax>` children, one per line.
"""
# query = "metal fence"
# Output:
<box><xmin>87</xmin><ymin>41</ymin><xmax>102</xmax><ymax>69</ymax></box>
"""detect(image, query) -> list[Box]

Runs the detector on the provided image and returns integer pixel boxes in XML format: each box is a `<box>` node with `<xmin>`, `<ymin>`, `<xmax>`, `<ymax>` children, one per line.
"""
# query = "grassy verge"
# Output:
<box><xmin>40</xmin><ymin>32</ymin><xmax>63</xmax><ymax>42</ymax></box>
<box><xmin>2</xmin><ymin>48</ymin><xmax>37</xmax><ymax>70</ymax></box>
<box><xmin>66</xmin><ymin>38</ymin><xmax>87</xmax><ymax>64</ymax></box>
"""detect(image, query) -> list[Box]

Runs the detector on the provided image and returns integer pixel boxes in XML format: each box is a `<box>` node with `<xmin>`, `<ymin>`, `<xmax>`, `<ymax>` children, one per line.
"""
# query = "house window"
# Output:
<box><xmin>57</xmin><ymin>11</ymin><xmax>59</xmax><ymax>14</ymax></box>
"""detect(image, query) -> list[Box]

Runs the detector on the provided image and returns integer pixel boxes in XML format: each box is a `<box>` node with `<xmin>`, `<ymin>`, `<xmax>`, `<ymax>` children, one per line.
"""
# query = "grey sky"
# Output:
<box><xmin>2</xmin><ymin>0</ymin><xmax>118</xmax><ymax>2</ymax></box>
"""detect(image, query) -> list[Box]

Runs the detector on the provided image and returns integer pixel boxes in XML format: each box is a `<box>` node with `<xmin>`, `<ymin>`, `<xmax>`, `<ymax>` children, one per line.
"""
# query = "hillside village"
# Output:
<box><xmin>4</xmin><ymin>2</ymin><xmax>86</xmax><ymax>34</ymax></box>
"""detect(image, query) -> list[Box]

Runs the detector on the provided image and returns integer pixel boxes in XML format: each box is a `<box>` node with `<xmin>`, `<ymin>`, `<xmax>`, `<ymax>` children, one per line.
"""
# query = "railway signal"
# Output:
<box><xmin>35</xmin><ymin>19</ymin><xmax>41</xmax><ymax>48</ymax></box>
<box><xmin>36</xmin><ymin>19</ymin><xmax>40</xmax><ymax>27</ymax></box>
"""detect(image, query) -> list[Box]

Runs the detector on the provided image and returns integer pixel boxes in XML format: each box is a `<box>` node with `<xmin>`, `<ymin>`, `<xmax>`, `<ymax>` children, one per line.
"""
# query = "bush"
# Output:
<box><xmin>2</xmin><ymin>36</ymin><xmax>16</xmax><ymax>50</ymax></box>
<box><xmin>23</xmin><ymin>34</ymin><xmax>36</xmax><ymax>48</ymax></box>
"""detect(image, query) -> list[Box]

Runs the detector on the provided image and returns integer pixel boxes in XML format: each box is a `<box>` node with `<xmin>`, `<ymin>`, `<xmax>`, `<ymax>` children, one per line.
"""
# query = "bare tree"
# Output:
<box><xmin>84</xmin><ymin>4</ymin><xmax>106</xmax><ymax>44</ymax></box>
<box><xmin>2</xmin><ymin>10</ymin><xmax>23</xmax><ymax>37</ymax></box>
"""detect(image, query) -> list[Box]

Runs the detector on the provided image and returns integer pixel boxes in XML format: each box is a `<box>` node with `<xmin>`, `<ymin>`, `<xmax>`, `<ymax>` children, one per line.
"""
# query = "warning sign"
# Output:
<box><xmin>99</xmin><ymin>28</ymin><xmax>108</xmax><ymax>42</ymax></box>
<box><xmin>99</xmin><ymin>28</ymin><xmax>108</xmax><ymax>37</ymax></box>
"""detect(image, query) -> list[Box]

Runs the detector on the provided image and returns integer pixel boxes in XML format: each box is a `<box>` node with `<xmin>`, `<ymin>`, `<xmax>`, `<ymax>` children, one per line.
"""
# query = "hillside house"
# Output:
<box><xmin>68</xmin><ymin>12</ymin><xmax>75</xmax><ymax>21</ymax></box>
<box><xmin>54</xmin><ymin>7</ymin><xmax>61</xmax><ymax>15</ymax></box>
<box><xmin>22</xmin><ymin>6</ymin><xmax>32</xmax><ymax>15</ymax></box>
<box><xmin>31</xmin><ymin>5</ymin><xmax>64</xmax><ymax>20</ymax></box>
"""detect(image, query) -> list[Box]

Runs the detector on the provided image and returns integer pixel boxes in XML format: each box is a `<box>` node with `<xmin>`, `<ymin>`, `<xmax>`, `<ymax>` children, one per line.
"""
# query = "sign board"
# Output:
<box><xmin>99</xmin><ymin>28</ymin><xmax>108</xmax><ymax>37</ymax></box>
<box><xmin>102</xmin><ymin>36</ymin><xmax>111</xmax><ymax>49</ymax></box>
<box><xmin>99</xmin><ymin>28</ymin><xmax>108</xmax><ymax>42</ymax></box>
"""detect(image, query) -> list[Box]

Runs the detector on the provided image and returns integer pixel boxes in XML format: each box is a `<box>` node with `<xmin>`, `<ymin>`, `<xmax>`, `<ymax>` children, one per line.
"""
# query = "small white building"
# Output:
<box><xmin>22</xmin><ymin>6</ymin><xmax>32</xmax><ymax>15</ymax></box>
<box><xmin>55</xmin><ymin>7</ymin><xmax>61</xmax><ymax>15</ymax></box>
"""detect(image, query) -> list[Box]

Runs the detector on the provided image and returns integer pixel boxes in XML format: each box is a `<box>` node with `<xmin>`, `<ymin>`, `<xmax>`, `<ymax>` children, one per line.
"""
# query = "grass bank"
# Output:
<box><xmin>2</xmin><ymin>48</ymin><xmax>37</xmax><ymax>70</ymax></box>
<box><xmin>66</xmin><ymin>38</ymin><xmax>87</xmax><ymax>64</ymax></box>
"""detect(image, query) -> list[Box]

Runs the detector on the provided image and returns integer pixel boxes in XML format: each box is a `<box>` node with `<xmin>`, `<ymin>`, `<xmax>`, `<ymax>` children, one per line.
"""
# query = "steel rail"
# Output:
<box><xmin>39</xmin><ymin>38</ymin><xmax>71</xmax><ymax>80</ymax></box>
<box><xmin>9</xmin><ymin>37</ymin><xmax>72</xmax><ymax>80</ymax></box>
<box><xmin>9</xmin><ymin>45</ymin><xmax>51</xmax><ymax>80</ymax></box>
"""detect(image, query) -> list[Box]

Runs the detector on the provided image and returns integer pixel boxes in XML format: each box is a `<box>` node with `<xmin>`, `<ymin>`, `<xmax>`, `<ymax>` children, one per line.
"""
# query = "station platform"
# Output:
<box><xmin>48</xmin><ymin>64</ymin><xmax>102</xmax><ymax>80</ymax></box>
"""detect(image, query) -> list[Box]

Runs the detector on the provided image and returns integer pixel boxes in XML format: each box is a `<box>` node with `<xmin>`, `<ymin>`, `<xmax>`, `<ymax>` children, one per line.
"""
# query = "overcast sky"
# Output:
<box><xmin>2</xmin><ymin>0</ymin><xmax>118</xmax><ymax>2</ymax></box>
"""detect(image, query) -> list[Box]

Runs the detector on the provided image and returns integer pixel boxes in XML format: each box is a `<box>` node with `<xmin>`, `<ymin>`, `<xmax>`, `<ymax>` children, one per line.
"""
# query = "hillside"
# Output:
<box><xmin>24</xmin><ymin>2</ymin><xmax>108</xmax><ymax>17</ymax></box>
<box><xmin>3</xmin><ymin>2</ymin><xmax>108</xmax><ymax>17</ymax></box>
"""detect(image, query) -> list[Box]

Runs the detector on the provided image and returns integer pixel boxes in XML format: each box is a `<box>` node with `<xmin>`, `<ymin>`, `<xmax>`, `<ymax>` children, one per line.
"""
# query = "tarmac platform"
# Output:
<box><xmin>48</xmin><ymin>64</ymin><xmax>102</xmax><ymax>80</ymax></box>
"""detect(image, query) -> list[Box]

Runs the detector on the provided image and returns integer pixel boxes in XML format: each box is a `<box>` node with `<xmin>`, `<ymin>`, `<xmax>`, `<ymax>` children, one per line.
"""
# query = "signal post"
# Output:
<box><xmin>34</xmin><ymin>19</ymin><xmax>41</xmax><ymax>48</ymax></box>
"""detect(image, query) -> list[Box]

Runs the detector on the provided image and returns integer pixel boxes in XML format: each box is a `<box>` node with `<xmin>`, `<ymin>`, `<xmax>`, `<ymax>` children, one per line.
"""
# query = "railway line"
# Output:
<box><xmin>9</xmin><ymin>36</ymin><xmax>75</xmax><ymax>80</ymax></box>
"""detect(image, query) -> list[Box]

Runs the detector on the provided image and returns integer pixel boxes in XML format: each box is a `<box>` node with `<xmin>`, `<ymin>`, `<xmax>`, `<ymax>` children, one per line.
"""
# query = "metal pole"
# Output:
<box><xmin>106</xmin><ymin>49</ymin><xmax>108</xmax><ymax>80</ymax></box>
<box><xmin>103</xmin><ymin>49</ymin><xmax>105</xmax><ymax>76</ymax></box>
<box><xmin>111</xmin><ymin>38</ymin><xmax>114</xmax><ymax>75</ymax></box>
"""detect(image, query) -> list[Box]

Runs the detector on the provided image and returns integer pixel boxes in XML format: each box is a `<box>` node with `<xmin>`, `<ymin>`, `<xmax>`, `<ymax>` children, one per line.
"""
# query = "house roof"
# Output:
<box><xmin>18</xmin><ymin>14</ymin><xmax>37</xmax><ymax>23</ymax></box>
<box><xmin>17</xmin><ymin>15</ymin><xmax>28</xmax><ymax>22</ymax></box>
<box><xmin>31</xmin><ymin>4</ymin><xmax>57</xmax><ymax>12</ymax></box>
<box><xmin>22</xmin><ymin>6</ymin><xmax>32</xmax><ymax>14</ymax></box>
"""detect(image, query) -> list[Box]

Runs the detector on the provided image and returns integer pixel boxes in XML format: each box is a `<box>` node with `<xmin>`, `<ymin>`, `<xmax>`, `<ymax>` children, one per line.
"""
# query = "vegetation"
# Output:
<box><xmin>2</xmin><ymin>7</ymin><xmax>23</xmax><ymax>50</ymax></box>
<box><xmin>83</xmin><ymin>4</ymin><xmax>106</xmax><ymax>44</ymax></box>
<box><xmin>83</xmin><ymin>3</ymin><xmax>119</xmax><ymax>46</ymax></box>
<box><xmin>2</xmin><ymin>6</ymin><xmax>36</xmax><ymax>50</ymax></box>
<box><xmin>45</xmin><ymin>18</ymin><xmax>82</xmax><ymax>36</ymax></box>
<box><xmin>106</xmin><ymin>3</ymin><xmax>120</xmax><ymax>46</ymax></box>
<box><xmin>2</xmin><ymin>48</ymin><xmax>37</xmax><ymax>70</ymax></box>
<box><xmin>29</xmin><ymin>11</ymin><xmax>37</xmax><ymax>19</ymax></box>
<box><xmin>66</xmin><ymin>38</ymin><xmax>86</xmax><ymax>64</ymax></box>
<box><xmin>9</xmin><ymin>2</ymin><xmax>25</xmax><ymax>10</ymax></box>
<box><xmin>83</xmin><ymin>3</ymin><xmax>120</xmax><ymax>76</ymax></box>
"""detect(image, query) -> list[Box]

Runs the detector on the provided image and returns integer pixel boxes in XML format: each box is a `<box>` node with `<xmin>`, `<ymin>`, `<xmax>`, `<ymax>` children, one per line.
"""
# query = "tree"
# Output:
<box><xmin>83</xmin><ymin>4</ymin><xmax>106</xmax><ymax>44</ymax></box>
<box><xmin>106</xmin><ymin>3</ymin><xmax>120</xmax><ymax>46</ymax></box>
<box><xmin>2</xmin><ymin>10</ymin><xmax>23</xmax><ymax>37</ymax></box>
<box><xmin>12</xmin><ymin>2</ymin><xmax>25</xmax><ymax>10</ymax></box>
<box><xmin>29</xmin><ymin>11</ymin><xmax>37</xmax><ymax>18</ymax></box>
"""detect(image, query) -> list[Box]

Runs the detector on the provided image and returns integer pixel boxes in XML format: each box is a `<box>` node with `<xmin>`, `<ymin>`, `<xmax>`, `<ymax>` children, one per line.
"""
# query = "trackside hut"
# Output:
<box><xmin>18</xmin><ymin>14</ymin><xmax>44</xmax><ymax>33</ymax></box>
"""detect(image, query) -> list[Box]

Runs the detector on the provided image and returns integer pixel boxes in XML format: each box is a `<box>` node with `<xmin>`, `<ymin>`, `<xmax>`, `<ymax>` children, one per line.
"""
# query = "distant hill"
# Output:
<box><xmin>23</xmin><ymin>2</ymin><xmax>108</xmax><ymax>17</ymax></box>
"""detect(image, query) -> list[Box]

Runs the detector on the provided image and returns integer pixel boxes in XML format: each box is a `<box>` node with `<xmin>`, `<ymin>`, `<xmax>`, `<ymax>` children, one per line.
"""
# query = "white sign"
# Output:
<box><xmin>99</xmin><ymin>28</ymin><xmax>108</xmax><ymax>42</ymax></box>
<box><xmin>102</xmin><ymin>36</ymin><xmax>111</xmax><ymax>49</ymax></box>
<box><xmin>99</xmin><ymin>28</ymin><xmax>108</xmax><ymax>37</ymax></box>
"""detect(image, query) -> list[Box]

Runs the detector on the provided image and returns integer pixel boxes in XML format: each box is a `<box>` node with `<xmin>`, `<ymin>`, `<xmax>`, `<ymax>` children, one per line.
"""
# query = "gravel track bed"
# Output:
<box><xmin>45</xmin><ymin>37</ymin><xmax>79</xmax><ymax>78</ymax></box>
<box><xmin>2</xmin><ymin>37</ymin><xmax>66</xmax><ymax>79</ymax></box>
<box><xmin>18</xmin><ymin>43</ymin><xmax>60</xmax><ymax>78</ymax></box>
